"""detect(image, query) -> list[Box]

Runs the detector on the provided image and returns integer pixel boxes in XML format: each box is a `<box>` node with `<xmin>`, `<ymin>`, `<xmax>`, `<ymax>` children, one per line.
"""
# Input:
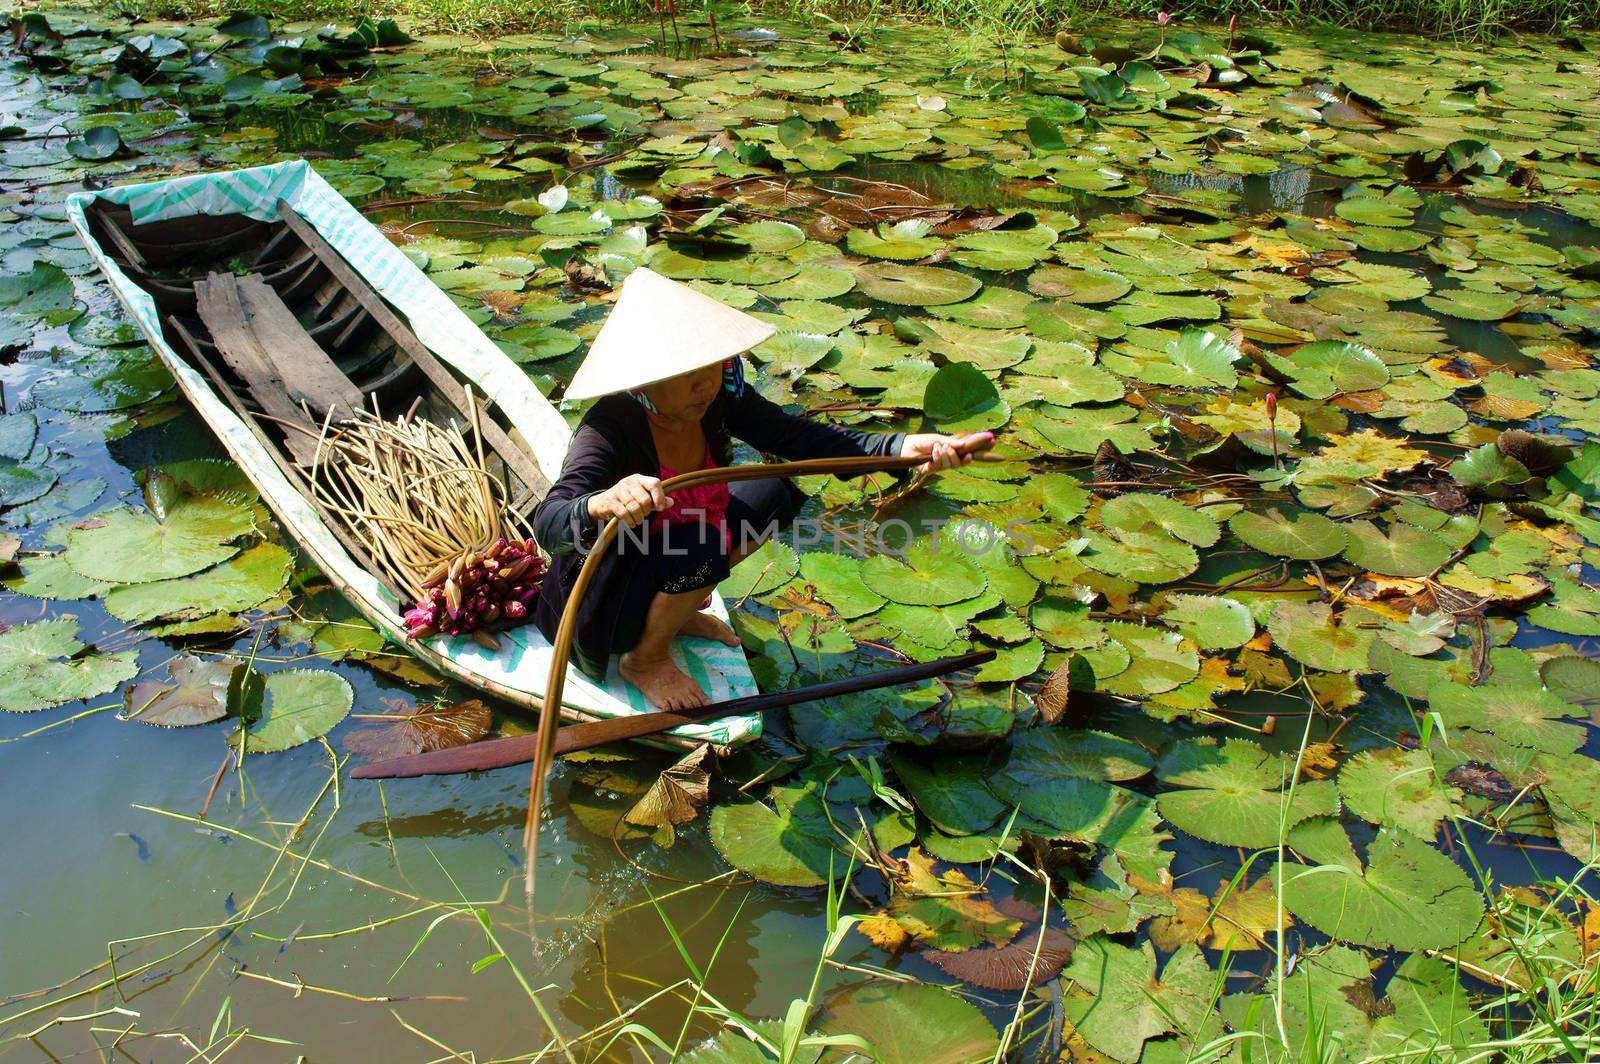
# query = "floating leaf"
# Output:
<box><xmin>123</xmin><ymin>656</ymin><xmax>236</xmax><ymax>727</ymax></box>
<box><xmin>1228</xmin><ymin>507</ymin><xmax>1346</xmax><ymax>560</ymax></box>
<box><xmin>861</xmin><ymin>539</ymin><xmax>986</xmax><ymax>607</ymax></box>
<box><xmin>1267</xmin><ymin>601</ymin><xmax>1375</xmax><ymax>673</ymax></box>
<box><xmin>817</xmin><ymin>982</ymin><xmax>998</xmax><ymax>1064</ymax></box>
<box><xmin>67</xmin><ymin>499</ymin><xmax>253</xmax><ymax>584</ymax></box>
<box><xmin>1343</xmin><ymin>520</ymin><xmax>1452</xmax><ymax>578</ymax></box>
<box><xmin>709</xmin><ymin>783</ymin><xmax>837</xmax><ymax>887</ymax></box>
<box><xmin>0</xmin><ymin>618</ymin><xmax>138</xmax><ymax>713</ymax></box>
<box><xmin>102</xmin><ymin>542</ymin><xmax>291</xmax><ymax>623</ymax></box>
<box><xmin>1100</xmin><ymin>494</ymin><xmax>1220</xmax><ymax>547</ymax></box>
<box><xmin>1161</xmin><ymin>593</ymin><xmax>1255</xmax><ymax>650</ymax></box>
<box><xmin>1427</xmin><ymin>681</ymin><xmax>1585</xmax><ymax>754</ymax></box>
<box><xmin>922</xmin><ymin>361</ymin><xmax>1009</xmax><ymax>431</ymax></box>
<box><xmin>1061</xmin><ymin>938</ymin><xmax>1213</xmax><ymax>1063</ymax></box>
<box><xmin>851</xmin><ymin>263</ymin><xmax>981</xmax><ymax>306</ymax></box>
<box><xmin>1338</xmin><ymin>747</ymin><xmax>1455</xmax><ymax>839</ymax></box>
<box><xmin>1156</xmin><ymin>738</ymin><xmax>1337</xmax><ymax>848</ymax></box>
<box><xmin>1264</xmin><ymin>340</ymin><xmax>1389</xmax><ymax>400</ymax></box>
<box><xmin>1276</xmin><ymin>822</ymin><xmax>1484</xmax><ymax>951</ymax></box>
<box><xmin>342</xmin><ymin>699</ymin><xmax>492</xmax><ymax>761</ymax></box>
<box><xmin>237</xmin><ymin>669</ymin><xmax>354</xmax><ymax>754</ymax></box>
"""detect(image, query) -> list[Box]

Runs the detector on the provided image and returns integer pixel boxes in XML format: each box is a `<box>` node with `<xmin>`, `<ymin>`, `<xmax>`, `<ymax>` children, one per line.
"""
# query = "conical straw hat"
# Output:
<box><xmin>563</xmin><ymin>266</ymin><xmax>777</xmax><ymax>400</ymax></box>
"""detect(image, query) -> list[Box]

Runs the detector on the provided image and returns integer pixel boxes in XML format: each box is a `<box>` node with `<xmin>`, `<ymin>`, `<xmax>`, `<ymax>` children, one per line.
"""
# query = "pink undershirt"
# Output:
<box><xmin>652</xmin><ymin>443</ymin><xmax>731</xmax><ymax>550</ymax></box>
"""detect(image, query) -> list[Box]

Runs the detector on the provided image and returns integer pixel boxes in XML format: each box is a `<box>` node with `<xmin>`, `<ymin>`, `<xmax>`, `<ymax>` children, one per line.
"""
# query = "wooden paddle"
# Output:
<box><xmin>522</xmin><ymin>436</ymin><xmax>999</xmax><ymax>897</ymax></box>
<box><xmin>352</xmin><ymin>648</ymin><xmax>995</xmax><ymax>779</ymax></box>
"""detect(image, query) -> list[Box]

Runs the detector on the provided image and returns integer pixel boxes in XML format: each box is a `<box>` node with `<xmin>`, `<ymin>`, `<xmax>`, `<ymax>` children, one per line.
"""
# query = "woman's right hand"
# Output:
<box><xmin>587</xmin><ymin>474</ymin><xmax>673</xmax><ymax>527</ymax></box>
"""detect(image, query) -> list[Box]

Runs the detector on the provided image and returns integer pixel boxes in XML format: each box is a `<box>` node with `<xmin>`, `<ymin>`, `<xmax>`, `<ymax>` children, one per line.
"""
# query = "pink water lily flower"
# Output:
<box><xmin>1157</xmin><ymin>11</ymin><xmax>1171</xmax><ymax>25</ymax></box>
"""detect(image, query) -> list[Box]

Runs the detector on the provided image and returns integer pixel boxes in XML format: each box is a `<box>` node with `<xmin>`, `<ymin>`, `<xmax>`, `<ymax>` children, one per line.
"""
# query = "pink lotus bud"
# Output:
<box><xmin>1157</xmin><ymin>10</ymin><xmax>1170</xmax><ymax>25</ymax></box>
<box><xmin>1265</xmin><ymin>391</ymin><xmax>1278</xmax><ymax>421</ymax></box>
<box><xmin>504</xmin><ymin>600</ymin><xmax>527</xmax><ymax>620</ymax></box>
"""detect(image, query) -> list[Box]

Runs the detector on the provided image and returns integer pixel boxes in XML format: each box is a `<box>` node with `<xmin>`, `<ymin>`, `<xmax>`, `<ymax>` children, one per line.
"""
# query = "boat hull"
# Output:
<box><xmin>65</xmin><ymin>160</ymin><xmax>762</xmax><ymax>751</ymax></box>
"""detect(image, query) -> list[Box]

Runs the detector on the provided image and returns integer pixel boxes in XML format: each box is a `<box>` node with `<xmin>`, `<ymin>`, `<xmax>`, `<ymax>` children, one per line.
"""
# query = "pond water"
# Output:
<box><xmin>4</xmin><ymin>8</ymin><xmax>1600</xmax><ymax>1062</ymax></box>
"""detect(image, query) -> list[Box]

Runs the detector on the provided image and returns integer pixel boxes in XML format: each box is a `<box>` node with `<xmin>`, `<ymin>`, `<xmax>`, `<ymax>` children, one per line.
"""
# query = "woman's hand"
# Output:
<box><xmin>900</xmin><ymin>431</ymin><xmax>995</xmax><ymax>474</ymax></box>
<box><xmin>587</xmin><ymin>473</ymin><xmax>673</xmax><ymax>527</ymax></box>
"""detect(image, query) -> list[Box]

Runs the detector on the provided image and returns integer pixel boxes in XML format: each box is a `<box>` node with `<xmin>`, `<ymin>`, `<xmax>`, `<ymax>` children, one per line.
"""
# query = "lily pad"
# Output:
<box><xmin>123</xmin><ymin>656</ymin><xmax>236</xmax><ymax>727</ymax></box>
<box><xmin>1161</xmin><ymin>593</ymin><xmax>1255</xmax><ymax>650</ymax></box>
<box><xmin>0</xmin><ymin>618</ymin><xmax>138</xmax><ymax>713</ymax></box>
<box><xmin>817</xmin><ymin>982</ymin><xmax>998</xmax><ymax>1064</ymax></box>
<box><xmin>709</xmin><ymin>783</ymin><xmax>838</xmax><ymax>887</ymax></box>
<box><xmin>238</xmin><ymin>669</ymin><xmax>354</xmax><ymax>754</ymax></box>
<box><xmin>1276</xmin><ymin>822</ymin><xmax>1484</xmax><ymax>951</ymax></box>
<box><xmin>861</xmin><ymin>540</ymin><xmax>985</xmax><ymax>606</ymax></box>
<box><xmin>67</xmin><ymin>498</ymin><xmax>254</xmax><ymax>584</ymax></box>
<box><xmin>851</xmin><ymin>263</ymin><xmax>981</xmax><ymax>306</ymax></box>
<box><xmin>1228</xmin><ymin>507</ymin><xmax>1346</xmax><ymax>560</ymax></box>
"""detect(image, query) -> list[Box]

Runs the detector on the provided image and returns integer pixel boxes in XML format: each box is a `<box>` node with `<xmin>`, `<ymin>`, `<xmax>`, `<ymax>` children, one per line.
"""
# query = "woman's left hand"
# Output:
<box><xmin>900</xmin><ymin>431</ymin><xmax>995</xmax><ymax>474</ymax></box>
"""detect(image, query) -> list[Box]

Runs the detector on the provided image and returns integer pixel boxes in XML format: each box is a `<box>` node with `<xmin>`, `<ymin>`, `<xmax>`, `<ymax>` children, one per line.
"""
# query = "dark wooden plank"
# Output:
<box><xmin>273</xmin><ymin>200</ymin><xmax>552</xmax><ymax>505</ymax></box>
<box><xmin>169</xmin><ymin>315</ymin><xmax>406</xmax><ymax>603</ymax></box>
<box><xmin>233</xmin><ymin>275</ymin><xmax>363</xmax><ymax>418</ymax></box>
<box><xmin>194</xmin><ymin>273</ymin><xmax>323</xmax><ymax>465</ymax></box>
<box><xmin>89</xmin><ymin>205</ymin><xmax>148</xmax><ymax>273</ymax></box>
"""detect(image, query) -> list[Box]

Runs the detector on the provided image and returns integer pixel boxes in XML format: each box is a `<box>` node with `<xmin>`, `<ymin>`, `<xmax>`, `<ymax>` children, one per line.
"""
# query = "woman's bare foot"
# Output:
<box><xmin>619</xmin><ymin>650</ymin><xmax>710</xmax><ymax>710</ymax></box>
<box><xmin>678</xmin><ymin>610</ymin><xmax>740</xmax><ymax>646</ymax></box>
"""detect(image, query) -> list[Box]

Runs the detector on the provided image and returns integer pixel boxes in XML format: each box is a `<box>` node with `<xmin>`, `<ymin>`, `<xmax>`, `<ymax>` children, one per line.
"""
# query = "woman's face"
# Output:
<box><xmin>640</xmin><ymin>361</ymin><xmax>722</xmax><ymax>421</ymax></box>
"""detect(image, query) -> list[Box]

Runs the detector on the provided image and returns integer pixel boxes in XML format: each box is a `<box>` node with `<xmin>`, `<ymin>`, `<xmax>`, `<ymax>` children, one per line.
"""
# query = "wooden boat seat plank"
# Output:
<box><xmin>273</xmin><ymin>200</ymin><xmax>553</xmax><ymax>507</ymax></box>
<box><xmin>232</xmin><ymin>275</ymin><xmax>364</xmax><ymax>418</ymax></box>
<box><xmin>194</xmin><ymin>273</ymin><xmax>325</xmax><ymax>465</ymax></box>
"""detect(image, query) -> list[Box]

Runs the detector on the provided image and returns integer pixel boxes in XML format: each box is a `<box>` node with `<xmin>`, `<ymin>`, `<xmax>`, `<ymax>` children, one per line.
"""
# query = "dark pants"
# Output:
<box><xmin>541</xmin><ymin>477</ymin><xmax>803</xmax><ymax>681</ymax></box>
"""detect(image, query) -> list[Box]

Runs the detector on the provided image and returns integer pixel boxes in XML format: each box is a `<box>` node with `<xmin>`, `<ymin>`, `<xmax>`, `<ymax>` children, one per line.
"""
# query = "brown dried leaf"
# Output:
<box><xmin>342</xmin><ymin>699</ymin><xmax>492</xmax><ymax>761</ymax></box>
<box><xmin>624</xmin><ymin>744</ymin><xmax>711</xmax><ymax>828</ymax></box>
<box><xmin>925</xmin><ymin>898</ymin><xmax>1076</xmax><ymax>989</ymax></box>
<box><xmin>1033</xmin><ymin>657</ymin><xmax>1072</xmax><ymax>724</ymax></box>
<box><xmin>1298</xmin><ymin>741</ymin><xmax>1342</xmax><ymax>781</ymax></box>
<box><xmin>1443</xmin><ymin>761</ymin><xmax>1514</xmax><ymax>801</ymax></box>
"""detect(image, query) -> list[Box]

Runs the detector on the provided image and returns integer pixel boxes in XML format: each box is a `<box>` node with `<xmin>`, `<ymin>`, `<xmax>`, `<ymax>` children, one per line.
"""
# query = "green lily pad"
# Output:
<box><xmin>1228</xmin><ymin>508</ymin><xmax>1347</xmax><ymax>560</ymax></box>
<box><xmin>1268</xmin><ymin>601</ymin><xmax>1375</xmax><ymax>673</ymax></box>
<box><xmin>1098</xmin><ymin>622</ymin><xmax>1199</xmax><ymax>696</ymax></box>
<box><xmin>238</xmin><ymin>668</ymin><xmax>354</xmax><ymax>753</ymax></box>
<box><xmin>1061</xmin><ymin>939</ymin><xmax>1213</xmax><ymax>1063</ymax></box>
<box><xmin>851</xmin><ymin>263</ymin><xmax>981</xmax><ymax>306</ymax></box>
<box><xmin>861</xmin><ymin>539</ymin><xmax>985</xmax><ymax>607</ymax></box>
<box><xmin>1161</xmin><ymin>593</ymin><xmax>1255</xmax><ymax>650</ymax></box>
<box><xmin>1156</xmin><ymin>738</ymin><xmax>1337</xmax><ymax>848</ymax></box>
<box><xmin>1276</xmin><ymin>822</ymin><xmax>1484</xmax><ymax>951</ymax></box>
<box><xmin>1263</xmin><ymin>340</ymin><xmax>1389</xmax><ymax>400</ymax></box>
<box><xmin>796</xmin><ymin>552</ymin><xmax>884</xmax><ymax>619</ymax></box>
<box><xmin>892</xmin><ymin>753</ymin><xmax>1007</xmax><ymax>835</ymax></box>
<box><xmin>1338</xmin><ymin>747</ymin><xmax>1455</xmax><ymax>839</ymax></box>
<box><xmin>1100</xmin><ymin>494</ymin><xmax>1220</xmax><ymax>547</ymax></box>
<box><xmin>31</xmin><ymin>354</ymin><xmax>171</xmax><ymax>412</ymax></box>
<box><xmin>68</xmin><ymin>497</ymin><xmax>254</xmax><ymax>584</ymax></box>
<box><xmin>1427</xmin><ymin>681</ymin><xmax>1585</xmax><ymax>754</ymax></box>
<box><xmin>709</xmin><ymin>783</ymin><xmax>838</xmax><ymax>887</ymax></box>
<box><xmin>922</xmin><ymin>361</ymin><xmax>1009</xmax><ymax>431</ymax></box>
<box><xmin>0</xmin><ymin>618</ymin><xmax>139</xmax><ymax>713</ymax></box>
<box><xmin>817</xmin><ymin>982</ymin><xmax>998</xmax><ymax>1064</ymax></box>
<box><xmin>1343</xmin><ymin>520</ymin><xmax>1452</xmax><ymax>578</ymax></box>
<box><xmin>103</xmin><ymin>542</ymin><xmax>292</xmax><ymax>624</ymax></box>
<box><xmin>1422</xmin><ymin>288</ymin><xmax>1522</xmax><ymax>321</ymax></box>
<box><xmin>1026</xmin><ymin>266</ymin><xmax>1132</xmax><ymax>304</ymax></box>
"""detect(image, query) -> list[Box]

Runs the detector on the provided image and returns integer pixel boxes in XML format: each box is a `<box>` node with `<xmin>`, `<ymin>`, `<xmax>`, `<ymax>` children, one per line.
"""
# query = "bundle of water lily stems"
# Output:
<box><xmin>309</xmin><ymin>393</ymin><xmax>543</xmax><ymax>648</ymax></box>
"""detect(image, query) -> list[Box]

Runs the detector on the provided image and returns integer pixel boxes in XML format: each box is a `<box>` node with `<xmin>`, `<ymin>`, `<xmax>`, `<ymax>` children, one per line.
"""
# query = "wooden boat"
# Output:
<box><xmin>66</xmin><ymin>160</ymin><xmax>763</xmax><ymax>752</ymax></box>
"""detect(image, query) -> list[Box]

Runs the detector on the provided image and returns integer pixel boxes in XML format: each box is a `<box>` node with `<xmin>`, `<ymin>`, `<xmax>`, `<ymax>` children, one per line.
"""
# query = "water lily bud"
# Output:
<box><xmin>1265</xmin><ymin>391</ymin><xmax>1278</xmax><ymax>421</ymax></box>
<box><xmin>504</xmin><ymin>600</ymin><xmax>527</xmax><ymax>621</ymax></box>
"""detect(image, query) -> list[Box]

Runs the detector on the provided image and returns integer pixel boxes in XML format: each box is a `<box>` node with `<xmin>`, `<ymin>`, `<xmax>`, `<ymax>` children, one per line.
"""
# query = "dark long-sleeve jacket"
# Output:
<box><xmin>528</xmin><ymin>386</ymin><xmax>906</xmax><ymax>678</ymax></box>
<box><xmin>531</xmin><ymin>389</ymin><xmax>907</xmax><ymax>557</ymax></box>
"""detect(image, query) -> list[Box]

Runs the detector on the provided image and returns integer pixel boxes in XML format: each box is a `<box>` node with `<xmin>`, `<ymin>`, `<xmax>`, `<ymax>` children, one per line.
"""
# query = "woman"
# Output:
<box><xmin>531</xmin><ymin>266</ymin><xmax>991</xmax><ymax>711</ymax></box>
